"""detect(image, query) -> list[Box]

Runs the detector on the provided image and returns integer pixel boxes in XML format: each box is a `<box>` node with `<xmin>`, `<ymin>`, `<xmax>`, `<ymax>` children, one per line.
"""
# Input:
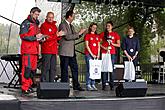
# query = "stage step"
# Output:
<box><xmin>0</xmin><ymin>94</ymin><xmax>20</xmax><ymax>110</ymax></box>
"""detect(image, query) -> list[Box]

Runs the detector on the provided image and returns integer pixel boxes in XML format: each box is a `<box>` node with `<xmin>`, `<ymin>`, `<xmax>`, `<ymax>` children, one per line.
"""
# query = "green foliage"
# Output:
<box><xmin>73</xmin><ymin>1</ymin><xmax>165</xmax><ymax>65</ymax></box>
<box><xmin>139</xmin><ymin>27</ymin><xmax>152</xmax><ymax>64</ymax></box>
<box><xmin>154</xmin><ymin>10</ymin><xmax>165</xmax><ymax>35</ymax></box>
<box><xmin>74</xmin><ymin>1</ymin><xmax>129</xmax><ymax>63</ymax></box>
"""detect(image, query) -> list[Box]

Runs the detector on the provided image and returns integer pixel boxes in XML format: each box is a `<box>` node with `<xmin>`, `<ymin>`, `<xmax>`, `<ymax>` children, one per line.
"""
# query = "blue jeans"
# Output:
<box><xmin>101</xmin><ymin>54</ymin><xmax>116</xmax><ymax>87</ymax></box>
<box><xmin>85</xmin><ymin>54</ymin><xmax>95</xmax><ymax>86</ymax></box>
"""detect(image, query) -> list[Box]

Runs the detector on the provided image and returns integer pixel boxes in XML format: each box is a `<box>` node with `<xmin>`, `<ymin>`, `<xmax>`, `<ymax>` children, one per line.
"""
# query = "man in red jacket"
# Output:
<box><xmin>19</xmin><ymin>7</ymin><xmax>43</xmax><ymax>94</ymax></box>
<box><xmin>40</xmin><ymin>12</ymin><xmax>63</xmax><ymax>82</ymax></box>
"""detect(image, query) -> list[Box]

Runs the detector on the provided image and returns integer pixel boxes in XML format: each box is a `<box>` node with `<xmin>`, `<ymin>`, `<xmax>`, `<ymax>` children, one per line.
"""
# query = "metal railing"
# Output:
<box><xmin>141</xmin><ymin>63</ymin><xmax>155</xmax><ymax>83</ymax></box>
<box><xmin>55</xmin><ymin>64</ymin><xmax>86</xmax><ymax>83</ymax></box>
<box><xmin>40</xmin><ymin>63</ymin><xmax>158</xmax><ymax>83</ymax></box>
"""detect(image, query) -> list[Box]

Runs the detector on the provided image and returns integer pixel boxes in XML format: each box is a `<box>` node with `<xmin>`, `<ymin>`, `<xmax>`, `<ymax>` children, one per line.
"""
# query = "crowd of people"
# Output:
<box><xmin>19</xmin><ymin>7</ymin><xmax>140</xmax><ymax>94</ymax></box>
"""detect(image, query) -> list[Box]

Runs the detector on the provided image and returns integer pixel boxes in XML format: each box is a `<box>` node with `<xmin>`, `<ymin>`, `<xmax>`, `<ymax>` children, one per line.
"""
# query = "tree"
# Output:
<box><xmin>73</xmin><ymin>1</ymin><xmax>165</xmax><ymax>64</ymax></box>
<box><xmin>73</xmin><ymin>1</ymin><xmax>129</xmax><ymax>63</ymax></box>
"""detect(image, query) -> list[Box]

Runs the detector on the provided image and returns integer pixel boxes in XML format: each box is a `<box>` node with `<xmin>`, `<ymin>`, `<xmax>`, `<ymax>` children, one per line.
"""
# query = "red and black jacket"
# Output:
<box><xmin>19</xmin><ymin>15</ymin><xmax>40</xmax><ymax>55</ymax></box>
<box><xmin>40</xmin><ymin>20</ymin><xmax>60</xmax><ymax>54</ymax></box>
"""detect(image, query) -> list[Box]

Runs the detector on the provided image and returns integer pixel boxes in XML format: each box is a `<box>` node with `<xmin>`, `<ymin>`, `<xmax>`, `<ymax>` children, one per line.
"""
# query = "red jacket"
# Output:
<box><xmin>19</xmin><ymin>15</ymin><xmax>40</xmax><ymax>55</ymax></box>
<box><xmin>40</xmin><ymin>20</ymin><xmax>59</xmax><ymax>54</ymax></box>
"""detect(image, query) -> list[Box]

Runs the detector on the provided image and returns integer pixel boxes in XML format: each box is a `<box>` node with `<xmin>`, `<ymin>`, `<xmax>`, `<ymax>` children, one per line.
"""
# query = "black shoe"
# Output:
<box><xmin>102</xmin><ymin>85</ymin><xmax>106</xmax><ymax>90</ymax></box>
<box><xmin>22</xmin><ymin>88</ymin><xmax>34</xmax><ymax>94</ymax></box>
<box><xmin>29</xmin><ymin>87</ymin><xmax>34</xmax><ymax>93</ymax></box>
<box><xmin>73</xmin><ymin>87</ymin><xmax>85</xmax><ymax>91</ymax></box>
<box><xmin>22</xmin><ymin>90</ymin><xmax>30</xmax><ymax>94</ymax></box>
<box><xmin>109</xmin><ymin>84</ymin><xmax>114</xmax><ymax>91</ymax></box>
<box><xmin>110</xmin><ymin>86</ymin><xmax>114</xmax><ymax>91</ymax></box>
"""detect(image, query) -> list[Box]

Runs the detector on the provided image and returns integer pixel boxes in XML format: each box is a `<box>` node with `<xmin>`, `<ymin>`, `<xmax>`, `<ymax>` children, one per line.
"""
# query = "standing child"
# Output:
<box><xmin>100</xmin><ymin>21</ymin><xmax>120</xmax><ymax>90</ymax></box>
<box><xmin>84</xmin><ymin>23</ymin><xmax>100</xmax><ymax>91</ymax></box>
<box><xmin>122</xmin><ymin>26</ymin><xmax>140</xmax><ymax>67</ymax></box>
<box><xmin>122</xmin><ymin>26</ymin><xmax>140</xmax><ymax>81</ymax></box>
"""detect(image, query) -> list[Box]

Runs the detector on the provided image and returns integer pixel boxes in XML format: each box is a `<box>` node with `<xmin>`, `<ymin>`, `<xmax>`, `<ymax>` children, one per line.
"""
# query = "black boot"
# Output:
<box><xmin>110</xmin><ymin>85</ymin><xmax>114</xmax><ymax>91</ymax></box>
<box><xmin>102</xmin><ymin>85</ymin><xmax>106</xmax><ymax>90</ymax></box>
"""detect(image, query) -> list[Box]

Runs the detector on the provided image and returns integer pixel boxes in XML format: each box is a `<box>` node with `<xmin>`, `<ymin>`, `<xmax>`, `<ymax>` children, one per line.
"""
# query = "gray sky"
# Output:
<box><xmin>0</xmin><ymin>0</ymin><xmax>62</xmax><ymax>25</ymax></box>
<box><xmin>0</xmin><ymin>0</ymin><xmax>35</xmax><ymax>25</ymax></box>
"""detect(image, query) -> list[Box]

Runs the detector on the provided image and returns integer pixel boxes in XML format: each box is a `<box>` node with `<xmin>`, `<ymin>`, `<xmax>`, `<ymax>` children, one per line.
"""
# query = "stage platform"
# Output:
<box><xmin>0</xmin><ymin>83</ymin><xmax>165</xmax><ymax>110</ymax></box>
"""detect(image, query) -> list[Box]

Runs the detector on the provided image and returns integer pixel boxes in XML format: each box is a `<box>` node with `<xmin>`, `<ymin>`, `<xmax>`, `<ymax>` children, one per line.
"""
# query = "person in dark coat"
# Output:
<box><xmin>122</xmin><ymin>26</ymin><xmax>140</xmax><ymax>67</ymax></box>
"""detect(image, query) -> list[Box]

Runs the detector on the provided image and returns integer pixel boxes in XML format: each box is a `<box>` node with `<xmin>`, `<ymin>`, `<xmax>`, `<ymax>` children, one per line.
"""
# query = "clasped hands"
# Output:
<box><xmin>127</xmin><ymin>55</ymin><xmax>136</xmax><ymax>61</ymax></box>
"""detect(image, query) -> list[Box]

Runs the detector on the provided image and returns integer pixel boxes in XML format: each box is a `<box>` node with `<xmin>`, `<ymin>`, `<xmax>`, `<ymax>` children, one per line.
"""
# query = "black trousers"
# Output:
<box><xmin>60</xmin><ymin>55</ymin><xmax>80</xmax><ymax>89</ymax></box>
<box><xmin>41</xmin><ymin>54</ymin><xmax>57</xmax><ymax>82</ymax></box>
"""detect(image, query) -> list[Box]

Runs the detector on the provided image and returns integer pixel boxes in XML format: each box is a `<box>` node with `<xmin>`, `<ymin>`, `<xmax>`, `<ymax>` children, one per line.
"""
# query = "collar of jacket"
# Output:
<box><xmin>45</xmin><ymin>19</ymin><xmax>57</xmax><ymax>25</ymax></box>
<box><xmin>27</xmin><ymin>15</ymin><xmax>39</xmax><ymax>25</ymax></box>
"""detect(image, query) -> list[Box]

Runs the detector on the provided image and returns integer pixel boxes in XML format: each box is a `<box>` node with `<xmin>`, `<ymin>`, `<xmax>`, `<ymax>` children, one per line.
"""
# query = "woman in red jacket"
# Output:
<box><xmin>40</xmin><ymin>12</ymin><xmax>62</xmax><ymax>82</ymax></box>
<box><xmin>100</xmin><ymin>21</ymin><xmax>120</xmax><ymax>90</ymax></box>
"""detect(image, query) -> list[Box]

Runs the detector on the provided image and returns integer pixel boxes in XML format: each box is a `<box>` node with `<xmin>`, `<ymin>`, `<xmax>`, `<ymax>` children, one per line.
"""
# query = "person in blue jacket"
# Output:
<box><xmin>122</xmin><ymin>26</ymin><xmax>140</xmax><ymax>67</ymax></box>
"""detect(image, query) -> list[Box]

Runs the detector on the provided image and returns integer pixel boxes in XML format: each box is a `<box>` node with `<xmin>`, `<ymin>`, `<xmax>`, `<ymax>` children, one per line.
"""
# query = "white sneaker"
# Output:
<box><xmin>91</xmin><ymin>85</ymin><xmax>98</xmax><ymax>91</ymax></box>
<box><xmin>86</xmin><ymin>85</ymin><xmax>93</xmax><ymax>91</ymax></box>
